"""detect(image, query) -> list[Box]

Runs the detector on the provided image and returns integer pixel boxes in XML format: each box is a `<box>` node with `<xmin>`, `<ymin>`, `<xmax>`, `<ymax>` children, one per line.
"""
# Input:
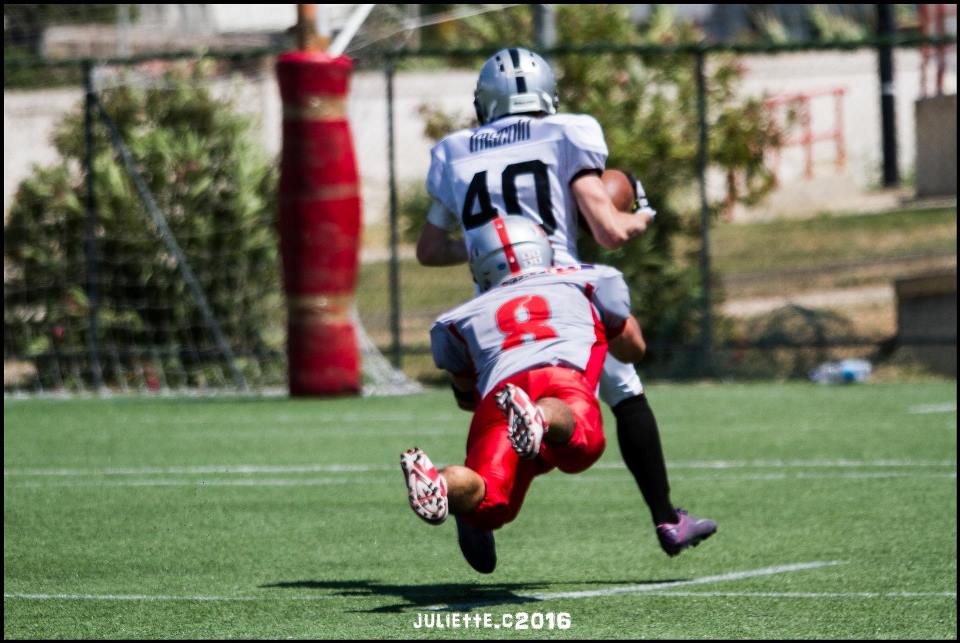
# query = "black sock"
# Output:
<box><xmin>613</xmin><ymin>394</ymin><xmax>679</xmax><ymax>526</ymax></box>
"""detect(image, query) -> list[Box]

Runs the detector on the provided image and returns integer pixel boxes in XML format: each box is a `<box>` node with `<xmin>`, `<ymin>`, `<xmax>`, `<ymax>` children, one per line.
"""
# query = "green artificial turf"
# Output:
<box><xmin>4</xmin><ymin>381</ymin><xmax>957</xmax><ymax>639</ymax></box>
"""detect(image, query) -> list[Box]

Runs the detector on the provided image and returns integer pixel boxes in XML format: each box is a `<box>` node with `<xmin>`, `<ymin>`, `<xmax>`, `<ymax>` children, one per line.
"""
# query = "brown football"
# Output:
<box><xmin>602</xmin><ymin>169</ymin><xmax>634</xmax><ymax>212</ymax></box>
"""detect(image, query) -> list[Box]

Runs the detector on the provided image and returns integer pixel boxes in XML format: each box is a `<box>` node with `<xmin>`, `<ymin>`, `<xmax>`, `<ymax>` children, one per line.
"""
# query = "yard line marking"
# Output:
<box><xmin>595</xmin><ymin>459</ymin><xmax>956</xmax><ymax>470</ymax></box>
<box><xmin>5</xmin><ymin>562</ymin><xmax>847</xmax><ymax>607</ymax></box>
<box><xmin>908</xmin><ymin>403</ymin><xmax>956</xmax><ymax>415</ymax></box>
<box><xmin>644</xmin><ymin>590</ymin><xmax>957</xmax><ymax>599</ymax></box>
<box><xmin>7</xmin><ymin>459</ymin><xmax>954</xmax><ymax>478</ymax></box>
<box><xmin>114</xmin><ymin>413</ymin><xmax>464</xmax><ymax>426</ymax></box>
<box><xmin>673</xmin><ymin>471</ymin><xmax>957</xmax><ymax>481</ymax></box>
<box><xmin>568</xmin><ymin>471</ymin><xmax>957</xmax><ymax>483</ymax></box>
<box><xmin>11</xmin><ymin>471</ymin><xmax>954</xmax><ymax>489</ymax></box>
<box><xmin>3</xmin><ymin>592</ymin><xmax>340</xmax><ymax>602</ymax></box>
<box><xmin>678</xmin><ymin>471</ymin><xmax>957</xmax><ymax>481</ymax></box>
<box><xmin>6</xmin><ymin>589</ymin><xmax>952</xmax><ymax>605</ymax></box>
<box><xmin>8</xmin><ymin>587</ymin><xmax>954</xmax><ymax>606</ymax></box>
<box><xmin>4</xmin><ymin>464</ymin><xmax>395</xmax><ymax>477</ymax></box>
<box><xmin>7</xmin><ymin>471</ymin><xmax>956</xmax><ymax>489</ymax></box>
<box><xmin>6</xmin><ymin>477</ymin><xmax>388</xmax><ymax>489</ymax></box>
<box><xmin>4</xmin><ymin>593</ymin><xmax>264</xmax><ymax>602</ymax></box>
<box><xmin>429</xmin><ymin>561</ymin><xmax>843</xmax><ymax>610</ymax></box>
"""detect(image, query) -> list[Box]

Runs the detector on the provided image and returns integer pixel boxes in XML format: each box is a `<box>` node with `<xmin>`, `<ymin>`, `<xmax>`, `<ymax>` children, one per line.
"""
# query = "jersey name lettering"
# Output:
<box><xmin>469</xmin><ymin>119</ymin><xmax>532</xmax><ymax>153</ymax></box>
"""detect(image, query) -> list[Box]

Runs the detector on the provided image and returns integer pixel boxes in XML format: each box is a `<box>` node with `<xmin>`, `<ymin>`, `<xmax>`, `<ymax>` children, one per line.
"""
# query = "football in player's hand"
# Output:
<box><xmin>601</xmin><ymin>169</ymin><xmax>635</xmax><ymax>212</ymax></box>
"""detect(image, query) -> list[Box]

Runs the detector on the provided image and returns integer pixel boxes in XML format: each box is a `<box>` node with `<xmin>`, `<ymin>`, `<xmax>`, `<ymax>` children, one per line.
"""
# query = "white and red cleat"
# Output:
<box><xmin>400</xmin><ymin>447</ymin><xmax>448</xmax><ymax>524</ymax></box>
<box><xmin>495</xmin><ymin>383</ymin><xmax>546</xmax><ymax>460</ymax></box>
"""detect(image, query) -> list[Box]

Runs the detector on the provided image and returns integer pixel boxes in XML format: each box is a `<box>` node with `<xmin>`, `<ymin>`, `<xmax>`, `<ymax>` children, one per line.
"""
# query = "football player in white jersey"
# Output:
<box><xmin>414</xmin><ymin>47</ymin><xmax>716</xmax><ymax>559</ymax></box>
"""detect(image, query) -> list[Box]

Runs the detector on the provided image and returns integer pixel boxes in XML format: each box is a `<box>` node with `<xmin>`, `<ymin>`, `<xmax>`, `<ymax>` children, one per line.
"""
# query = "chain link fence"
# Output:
<box><xmin>4</xmin><ymin>5</ymin><xmax>957</xmax><ymax>395</ymax></box>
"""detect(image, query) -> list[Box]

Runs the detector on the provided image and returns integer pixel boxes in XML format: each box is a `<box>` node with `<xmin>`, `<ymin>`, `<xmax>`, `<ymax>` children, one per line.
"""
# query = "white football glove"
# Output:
<box><xmin>627</xmin><ymin>173</ymin><xmax>657</xmax><ymax>221</ymax></box>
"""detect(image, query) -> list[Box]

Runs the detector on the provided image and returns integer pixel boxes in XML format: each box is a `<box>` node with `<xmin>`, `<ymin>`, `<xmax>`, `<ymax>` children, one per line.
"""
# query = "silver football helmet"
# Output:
<box><xmin>474</xmin><ymin>47</ymin><xmax>559</xmax><ymax>125</ymax></box>
<box><xmin>469</xmin><ymin>216</ymin><xmax>554</xmax><ymax>292</ymax></box>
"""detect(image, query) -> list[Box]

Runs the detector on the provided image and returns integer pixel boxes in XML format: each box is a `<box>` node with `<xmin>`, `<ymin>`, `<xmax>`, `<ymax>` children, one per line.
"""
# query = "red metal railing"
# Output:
<box><xmin>765</xmin><ymin>87</ymin><xmax>846</xmax><ymax>181</ymax></box>
<box><xmin>919</xmin><ymin>3</ymin><xmax>957</xmax><ymax>97</ymax></box>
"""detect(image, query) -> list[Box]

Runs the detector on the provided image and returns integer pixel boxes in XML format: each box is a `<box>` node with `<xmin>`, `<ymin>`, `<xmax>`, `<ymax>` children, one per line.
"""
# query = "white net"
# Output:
<box><xmin>4</xmin><ymin>51</ymin><xmax>420</xmax><ymax>397</ymax></box>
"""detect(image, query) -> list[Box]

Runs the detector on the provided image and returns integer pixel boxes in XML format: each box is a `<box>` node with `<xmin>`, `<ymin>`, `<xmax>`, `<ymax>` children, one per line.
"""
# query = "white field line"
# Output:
<box><xmin>3</xmin><ymin>463</ymin><xmax>396</xmax><ymax>477</ymax></box>
<box><xmin>3</xmin><ymin>472</ymin><xmax>957</xmax><ymax>489</ymax></box>
<box><xmin>595</xmin><ymin>459</ymin><xmax>957</xmax><ymax>470</ymax></box>
<box><xmin>4</xmin><ymin>593</ymin><xmax>262</xmax><ymax>602</ymax></box>
<box><xmin>5</xmin><ymin>589</ymin><xmax>953</xmax><ymax>604</ymax></box>
<box><xmin>766</xmin><ymin>470</ymin><xmax>954</xmax><ymax>480</ymax></box>
<box><xmin>908</xmin><ymin>403</ymin><xmax>956</xmax><ymax>415</ymax></box>
<box><xmin>629</xmin><ymin>470</ymin><xmax>958</xmax><ymax>480</ymax></box>
<box><xmin>6</xmin><ymin>477</ymin><xmax>386</xmax><ymax>489</ymax></box>
<box><xmin>2</xmin><ymin>592</ymin><xmax>339</xmax><ymax>602</ymax></box>
<box><xmin>4</xmin><ymin>562</ymin><xmax>843</xmax><ymax>606</ymax></box>
<box><xmin>109</xmin><ymin>413</ymin><xmax>464</xmax><ymax>426</ymax></box>
<box><xmin>6</xmin><ymin>470</ymin><xmax>957</xmax><ymax>490</ymax></box>
<box><xmin>5</xmin><ymin>462</ymin><xmax>956</xmax><ymax>489</ymax></box>
<box><xmin>646</xmin><ymin>591</ymin><xmax>957</xmax><ymax>599</ymax></box>
<box><xmin>429</xmin><ymin>561</ymin><xmax>843</xmax><ymax>610</ymax></box>
<box><xmin>583</xmin><ymin>471</ymin><xmax>958</xmax><ymax>483</ymax></box>
<box><xmin>6</xmin><ymin>459</ymin><xmax>955</xmax><ymax>478</ymax></box>
<box><xmin>6</xmin><ymin>567</ymin><xmax>956</xmax><ymax>607</ymax></box>
<box><xmin>3</xmin><ymin>590</ymin><xmax>957</xmax><ymax>602</ymax></box>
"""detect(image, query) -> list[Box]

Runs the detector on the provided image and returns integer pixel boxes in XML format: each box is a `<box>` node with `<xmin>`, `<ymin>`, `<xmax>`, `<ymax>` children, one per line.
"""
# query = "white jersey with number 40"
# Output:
<box><xmin>426</xmin><ymin>113</ymin><xmax>608</xmax><ymax>267</ymax></box>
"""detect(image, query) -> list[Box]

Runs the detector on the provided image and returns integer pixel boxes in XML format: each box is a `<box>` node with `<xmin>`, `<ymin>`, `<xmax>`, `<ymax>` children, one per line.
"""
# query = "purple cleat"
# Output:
<box><xmin>656</xmin><ymin>508</ymin><xmax>717</xmax><ymax>557</ymax></box>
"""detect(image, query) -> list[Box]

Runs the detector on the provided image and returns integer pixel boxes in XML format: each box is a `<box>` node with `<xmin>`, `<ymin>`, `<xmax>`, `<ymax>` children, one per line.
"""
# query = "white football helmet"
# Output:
<box><xmin>469</xmin><ymin>216</ymin><xmax>554</xmax><ymax>292</ymax></box>
<box><xmin>474</xmin><ymin>47</ymin><xmax>559</xmax><ymax>125</ymax></box>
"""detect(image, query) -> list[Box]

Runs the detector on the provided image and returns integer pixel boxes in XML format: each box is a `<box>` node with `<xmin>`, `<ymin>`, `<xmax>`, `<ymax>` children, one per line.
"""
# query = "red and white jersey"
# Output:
<box><xmin>430</xmin><ymin>265</ymin><xmax>631</xmax><ymax>398</ymax></box>
<box><xmin>426</xmin><ymin>113</ymin><xmax>608</xmax><ymax>267</ymax></box>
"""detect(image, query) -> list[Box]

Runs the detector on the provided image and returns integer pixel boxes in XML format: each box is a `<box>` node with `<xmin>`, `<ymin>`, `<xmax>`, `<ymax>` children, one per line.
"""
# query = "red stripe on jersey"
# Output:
<box><xmin>582</xmin><ymin>284</ymin><xmax>609</xmax><ymax>389</ymax></box>
<box><xmin>493</xmin><ymin>217</ymin><xmax>521</xmax><ymax>275</ymax></box>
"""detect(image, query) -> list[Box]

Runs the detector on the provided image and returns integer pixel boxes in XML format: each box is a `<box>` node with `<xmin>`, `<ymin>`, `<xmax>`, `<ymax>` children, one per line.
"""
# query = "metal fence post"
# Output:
<box><xmin>695</xmin><ymin>49</ymin><xmax>714</xmax><ymax>376</ymax></box>
<box><xmin>877</xmin><ymin>3</ymin><xmax>900</xmax><ymax>187</ymax></box>
<box><xmin>386</xmin><ymin>62</ymin><xmax>402</xmax><ymax>369</ymax></box>
<box><xmin>83</xmin><ymin>60</ymin><xmax>105</xmax><ymax>390</ymax></box>
<box><xmin>534</xmin><ymin>4</ymin><xmax>557</xmax><ymax>53</ymax></box>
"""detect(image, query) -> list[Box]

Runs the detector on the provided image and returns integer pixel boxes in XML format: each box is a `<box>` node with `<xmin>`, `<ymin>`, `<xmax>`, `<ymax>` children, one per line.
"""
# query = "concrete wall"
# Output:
<box><xmin>895</xmin><ymin>270</ymin><xmax>958</xmax><ymax>376</ymax></box>
<box><xmin>5</xmin><ymin>49</ymin><xmax>958</xmax><ymax>224</ymax></box>
<box><xmin>915</xmin><ymin>93</ymin><xmax>958</xmax><ymax>197</ymax></box>
<box><xmin>3</xmin><ymin>87</ymin><xmax>83</xmax><ymax>218</ymax></box>
<box><xmin>2</xmin><ymin>67</ymin><xmax>478</xmax><ymax>226</ymax></box>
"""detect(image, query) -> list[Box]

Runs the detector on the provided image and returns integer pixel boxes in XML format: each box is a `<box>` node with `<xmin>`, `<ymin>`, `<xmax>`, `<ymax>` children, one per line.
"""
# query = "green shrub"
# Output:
<box><xmin>4</xmin><ymin>65</ymin><xmax>281</xmax><ymax>390</ymax></box>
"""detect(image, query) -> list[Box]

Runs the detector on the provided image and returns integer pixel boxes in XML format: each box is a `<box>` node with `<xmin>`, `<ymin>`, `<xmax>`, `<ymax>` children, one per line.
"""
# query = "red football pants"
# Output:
<box><xmin>460</xmin><ymin>366</ymin><xmax>605</xmax><ymax>531</ymax></box>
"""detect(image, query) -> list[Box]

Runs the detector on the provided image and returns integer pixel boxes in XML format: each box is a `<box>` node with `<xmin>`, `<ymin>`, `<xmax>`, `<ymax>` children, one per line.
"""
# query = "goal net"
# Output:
<box><xmin>4</xmin><ymin>53</ymin><xmax>420</xmax><ymax>397</ymax></box>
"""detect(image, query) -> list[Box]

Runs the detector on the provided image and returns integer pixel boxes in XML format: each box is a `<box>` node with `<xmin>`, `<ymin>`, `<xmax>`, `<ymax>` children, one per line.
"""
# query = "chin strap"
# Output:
<box><xmin>473</xmin><ymin>98</ymin><xmax>486</xmax><ymax>125</ymax></box>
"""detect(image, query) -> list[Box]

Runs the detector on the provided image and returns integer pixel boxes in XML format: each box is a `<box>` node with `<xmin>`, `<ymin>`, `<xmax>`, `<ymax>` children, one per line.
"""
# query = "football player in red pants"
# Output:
<box><xmin>401</xmin><ymin>217</ymin><xmax>715</xmax><ymax>573</ymax></box>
